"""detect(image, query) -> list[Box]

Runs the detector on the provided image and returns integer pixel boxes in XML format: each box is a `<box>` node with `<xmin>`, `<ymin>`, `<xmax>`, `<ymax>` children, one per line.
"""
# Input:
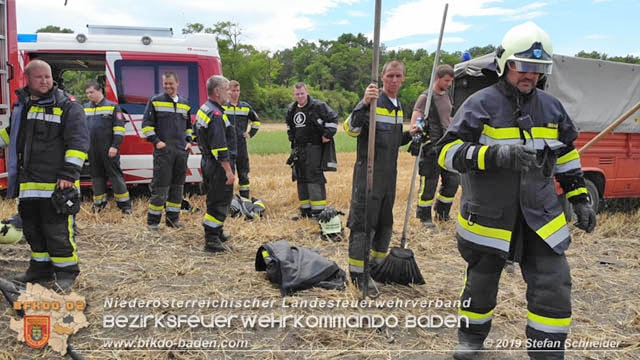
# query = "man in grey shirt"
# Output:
<box><xmin>409</xmin><ymin>64</ymin><xmax>459</xmax><ymax>227</ymax></box>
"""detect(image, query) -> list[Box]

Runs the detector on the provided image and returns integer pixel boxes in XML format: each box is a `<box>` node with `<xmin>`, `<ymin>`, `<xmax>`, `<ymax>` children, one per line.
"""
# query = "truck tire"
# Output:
<box><xmin>585</xmin><ymin>179</ymin><xmax>601</xmax><ymax>213</ymax></box>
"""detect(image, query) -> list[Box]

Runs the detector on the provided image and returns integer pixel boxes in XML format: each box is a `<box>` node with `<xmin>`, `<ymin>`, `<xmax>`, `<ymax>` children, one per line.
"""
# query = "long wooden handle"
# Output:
<box><xmin>400</xmin><ymin>3</ymin><xmax>448</xmax><ymax>248</ymax></box>
<box><xmin>362</xmin><ymin>0</ymin><xmax>381</xmax><ymax>301</ymax></box>
<box><xmin>578</xmin><ymin>101</ymin><xmax>640</xmax><ymax>155</ymax></box>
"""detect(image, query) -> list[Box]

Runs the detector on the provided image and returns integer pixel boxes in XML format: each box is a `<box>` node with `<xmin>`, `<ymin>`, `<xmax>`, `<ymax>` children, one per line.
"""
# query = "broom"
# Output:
<box><xmin>372</xmin><ymin>3</ymin><xmax>449</xmax><ymax>286</ymax></box>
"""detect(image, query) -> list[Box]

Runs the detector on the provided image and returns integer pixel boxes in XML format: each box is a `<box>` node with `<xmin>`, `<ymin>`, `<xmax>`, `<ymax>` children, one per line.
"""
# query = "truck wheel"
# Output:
<box><xmin>585</xmin><ymin>179</ymin><xmax>600</xmax><ymax>213</ymax></box>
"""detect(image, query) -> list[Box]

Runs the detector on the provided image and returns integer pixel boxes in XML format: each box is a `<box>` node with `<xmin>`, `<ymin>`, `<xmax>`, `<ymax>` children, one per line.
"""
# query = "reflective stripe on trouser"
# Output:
<box><xmin>148</xmin><ymin>147</ymin><xmax>188</xmax><ymax>225</ymax></box>
<box><xmin>418</xmin><ymin>147</ymin><xmax>459</xmax><ymax>215</ymax></box>
<box><xmin>457</xmin><ymin>220</ymin><xmax>572</xmax><ymax>355</ymax></box>
<box><xmin>347</xmin><ymin>226</ymin><xmax>393</xmax><ymax>272</ymax></box>
<box><xmin>236</xmin><ymin>139</ymin><xmax>251</xmax><ymax>198</ymax></box>
<box><xmin>19</xmin><ymin>199</ymin><xmax>79</xmax><ymax>274</ymax></box>
<box><xmin>89</xmin><ymin>148</ymin><xmax>131</xmax><ymax>210</ymax></box>
<box><xmin>202</xmin><ymin>158</ymin><xmax>233</xmax><ymax>237</ymax></box>
<box><xmin>297</xmin><ymin>182</ymin><xmax>326</xmax><ymax>214</ymax></box>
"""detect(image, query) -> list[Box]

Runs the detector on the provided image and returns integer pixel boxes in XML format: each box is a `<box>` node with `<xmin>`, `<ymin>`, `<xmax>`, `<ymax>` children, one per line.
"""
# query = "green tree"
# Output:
<box><xmin>36</xmin><ymin>25</ymin><xmax>73</xmax><ymax>33</ymax></box>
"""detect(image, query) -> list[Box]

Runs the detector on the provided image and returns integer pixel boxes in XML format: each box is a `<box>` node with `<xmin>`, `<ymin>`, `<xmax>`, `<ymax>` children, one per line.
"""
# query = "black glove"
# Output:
<box><xmin>408</xmin><ymin>140</ymin><xmax>421</xmax><ymax>156</ymax></box>
<box><xmin>286</xmin><ymin>147</ymin><xmax>298</xmax><ymax>166</ymax></box>
<box><xmin>572</xmin><ymin>201</ymin><xmax>596</xmax><ymax>233</ymax></box>
<box><xmin>494</xmin><ymin>144</ymin><xmax>537</xmax><ymax>172</ymax></box>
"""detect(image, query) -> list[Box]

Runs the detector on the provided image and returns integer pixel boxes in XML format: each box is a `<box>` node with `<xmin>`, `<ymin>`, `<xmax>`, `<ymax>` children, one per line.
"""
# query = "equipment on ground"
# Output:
<box><xmin>0</xmin><ymin>214</ymin><xmax>23</xmax><ymax>244</ymax></box>
<box><xmin>317</xmin><ymin>206</ymin><xmax>344</xmax><ymax>242</ymax></box>
<box><xmin>374</xmin><ymin>4</ymin><xmax>450</xmax><ymax>286</ymax></box>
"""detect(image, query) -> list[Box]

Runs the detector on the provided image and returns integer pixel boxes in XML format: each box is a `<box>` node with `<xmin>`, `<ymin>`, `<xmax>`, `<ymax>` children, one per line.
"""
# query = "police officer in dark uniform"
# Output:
<box><xmin>0</xmin><ymin>60</ymin><xmax>89</xmax><ymax>291</ymax></box>
<box><xmin>285</xmin><ymin>82</ymin><xmax>338</xmax><ymax>219</ymax></box>
<box><xmin>223</xmin><ymin>80</ymin><xmax>260</xmax><ymax>199</ymax></box>
<box><xmin>84</xmin><ymin>81</ymin><xmax>131</xmax><ymax>214</ymax></box>
<box><xmin>436</xmin><ymin>23</ymin><xmax>597</xmax><ymax>360</ymax></box>
<box><xmin>344</xmin><ymin>60</ymin><xmax>407</xmax><ymax>296</ymax></box>
<box><xmin>141</xmin><ymin>72</ymin><xmax>193</xmax><ymax>230</ymax></box>
<box><xmin>196</xmin><ymin>75</ymin><xmax>235</xmax><ymax>252</ymax></box>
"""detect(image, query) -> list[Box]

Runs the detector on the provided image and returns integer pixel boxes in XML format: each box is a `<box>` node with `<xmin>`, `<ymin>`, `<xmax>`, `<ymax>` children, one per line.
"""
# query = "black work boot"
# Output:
<box><xmin>166</xmin><ymin>215</ymin><xmax>184</xmax><ymax>228</ymax></box>
<box><xmin>204</xmin><ymin>230</ymin><xmax>231</xmax><ymax>252</ymax></box>
<box><xmin>14</xmin><ymin>260</ymin><xmax>54</xmax><ymax>284</ymax></box>
<box><xmin>292</xmin><ymin>208</ymin><xmax>311</xmax><ymax>221</ymax></box>
<box><xmin>239</xmin><ymin>190</ymin><xmax>250</xmax><ymax>199</ymax></box>
<box><xmin>417</xmin><ymin>207</ymin><xmax>435</xmax><ymax>228</ymax></box>
<box><xmin>350</xmin><ymin>272</ymin><xmax>381</xmax><ymax>299</ymax></box>
<box><xmin>53</xmin><ymin>270</ymin><xmax>78</xmax><ymax>293</ymax></box>
<box><xmin>434</xmin><ymin>200</ymin><xmax>453</xmax><ymax>222</ymax></box>
<box><xmin>92</xmin><ymin>202</ymin><xmax>106</xmax><ymax>213</ymax></box>
<box><xmin>453</xmin><ymin>342</ymin><xmax>483</xmax><ymax>360</ymax></box>
<box><xmin>147</xmin><ymin>212</ymin><xmax>161</xmax><ymax>231</ymax></box>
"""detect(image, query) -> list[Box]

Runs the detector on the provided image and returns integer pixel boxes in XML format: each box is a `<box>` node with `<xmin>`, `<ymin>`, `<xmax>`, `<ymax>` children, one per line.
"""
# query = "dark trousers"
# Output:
<box><xmin>294</xmin><ymin>143</ymin><xmax>326</xmax><ymax>214</ymax></box>
<box><xmin>417</xmin><ymin>144</ymin><xmax>459</xmax><ymax>217</ymax></box>
<box><xmin>457</xmin><ymin>220</ymin><xmax>572</xmax><ymax>359</ymax></box>
<box><xmin>19</xmin><ymin>198</ymin><xmax>79</xmax><ymax>275</ymax></box>
<box><xmin>235</xmin><ymin>138</ymin><xmax>251</xmax><ymax>198</ymax></box>
<box><xmin>148</xmin><ymin>146</ymin><xmax>188</xmax><ymax>225</ymax></box>
<box><xmin>89</xmin><ymin>148</ymin><xmax>130</xmax><ymax>210</ymax></box>
<box><xmin>202</xmin><ymin>158</ymin><xmax>233</xmax><ymax>238</ymax></box>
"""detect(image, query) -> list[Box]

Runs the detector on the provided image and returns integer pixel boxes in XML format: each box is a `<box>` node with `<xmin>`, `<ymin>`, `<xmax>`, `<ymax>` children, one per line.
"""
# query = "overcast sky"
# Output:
<box><xmin>16</xmin><ymin>0</ymin><xmax>640</xmax><ymax>57</ymax></box>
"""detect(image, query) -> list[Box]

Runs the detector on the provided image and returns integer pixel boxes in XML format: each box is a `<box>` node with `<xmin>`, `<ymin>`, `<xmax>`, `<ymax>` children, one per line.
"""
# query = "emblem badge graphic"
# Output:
<box><xmin>294</xmin><ymin>112</ymin><xmax>306</xmax><ymax>126</ymax></box>
<box><xmin>24</xmin><ymin>315</ymin><xmax>50</xmax><ymax>348</ymax></box>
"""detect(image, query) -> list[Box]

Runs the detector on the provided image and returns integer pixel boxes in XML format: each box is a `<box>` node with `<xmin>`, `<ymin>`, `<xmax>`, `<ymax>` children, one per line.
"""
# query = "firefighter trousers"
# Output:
<box><xmin>89</xmin><ymin>149</ymin><xmax>130</xmax><ymax>210</ymax></box>
<box><xmin>417</xmin><ymin>144</ymin><xmax>459</xmax><ymax>219</ymax></box>
<box><xmin>235</xmin><ymin>138</ymin><xmax>251</xmax><ymax>198</ymax></box>
<box><xmin>148</xmin><ymin>146</ymin><xmax>188</xmax><ymax>225</ymax></box>
<box><xmin>19</xmin><ymin>198</ymin><xmax>79</xmax><ymax>276</ymax></box>
<box><xmin>457</xmin><ymin>220</ymin><xmax>572</xmax><ymax>359</ymax></box>
<box><xmin>295</xmin><ymin>143</ymin><xmax>326</xmax><ymax>215</ymax></box>
<box><xmin>202</xmin><ymin>158</ymin><xmax>233</xmax><ymax>239</ymax></box>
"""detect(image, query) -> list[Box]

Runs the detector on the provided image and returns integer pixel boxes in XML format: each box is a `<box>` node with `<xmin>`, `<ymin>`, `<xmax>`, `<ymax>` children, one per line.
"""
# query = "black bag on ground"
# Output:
<box><xmin>255</xmin><ymin>239</ymin><xmax>346</xmax><ymax>296</ymax></box>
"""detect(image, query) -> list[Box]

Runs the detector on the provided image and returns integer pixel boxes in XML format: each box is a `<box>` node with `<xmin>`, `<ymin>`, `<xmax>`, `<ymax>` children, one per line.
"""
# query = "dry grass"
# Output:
<box><xmin>0</xmin><ymin>152</ymin><xmax>638</xmax><ymax>359</ymax></box>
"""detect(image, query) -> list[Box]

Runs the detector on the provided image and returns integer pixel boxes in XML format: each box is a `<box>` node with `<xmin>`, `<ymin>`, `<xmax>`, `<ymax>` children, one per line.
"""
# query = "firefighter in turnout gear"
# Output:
<box><xmin>410</xmin><ymin>65</ymin><xmax>459</xmax><ymax>228</ymax></box>
<box><xmin>84</xmin><ymin>81</ymin><xmax>131</xmax><ymax>214</ymax></box>
<box><xmin>344</xmin><ymin>60</ymin><xmax>407</xmax><ymax>296</ymax></box>
<box><xmin>197</xmin><ymin>76</ymin><xmax>235</xmax><ymax>252</ymax></box>
<box><xmin>286</xmin><ymin>82</ymin><xmax>338</xmax><ymax>220</ymax></box>
<box><xmin>436</xmin><ymin>22</ymin><xmax>597</xmax><ymax>360</ymax></box>
<box><xmin>142</xmin><ymin>72</ymin><xmax>193</xmax><ymax>230</ymax></box>
<box><xmin>223</xmin><ymin>80</ymin><xmax>260</xmax><ymax>199</ymax></box>
<box><xmin>0</xmin><ymin>60</ymin><xmax>89</xmax><ymax>291</ymax></box>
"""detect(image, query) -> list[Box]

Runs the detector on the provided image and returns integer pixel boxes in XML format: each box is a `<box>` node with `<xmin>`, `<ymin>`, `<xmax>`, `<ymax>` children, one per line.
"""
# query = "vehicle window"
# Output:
<box><xmin>114</xmin><ymin>60</ymin><xmax>199</xmax><ymax>114</ymax></box>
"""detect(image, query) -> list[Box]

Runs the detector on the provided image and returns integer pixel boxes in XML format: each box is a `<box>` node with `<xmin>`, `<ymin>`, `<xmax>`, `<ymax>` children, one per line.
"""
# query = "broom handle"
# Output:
<box><xmin>578</xmin><ymin>101</ymin><xmax>640</xmax><ymax>155</ymax></box>
<box><xmin>362</xmin><ymin>0</ymin><xmax>382</xmax><ymax>301</ymax></box>
<box><xmin>400</xmin><ymin>3</ymin><xmax>448</xmax><ymax>248</ymax></box>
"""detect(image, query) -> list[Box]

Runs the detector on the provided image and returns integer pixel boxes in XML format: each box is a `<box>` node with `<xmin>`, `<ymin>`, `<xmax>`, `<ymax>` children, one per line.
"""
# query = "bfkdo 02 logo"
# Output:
<box><xmin>24</xmin><ymin>315</ymin><xmax>50</xmax><ymax>348</ymax></box>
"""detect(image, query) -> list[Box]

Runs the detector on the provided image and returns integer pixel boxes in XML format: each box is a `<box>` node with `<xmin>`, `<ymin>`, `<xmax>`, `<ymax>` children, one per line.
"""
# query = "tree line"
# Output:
<box><xmin>38</xmin><ymin>24</ymin><xmax>640</xmax><ymax>120</ymax></box>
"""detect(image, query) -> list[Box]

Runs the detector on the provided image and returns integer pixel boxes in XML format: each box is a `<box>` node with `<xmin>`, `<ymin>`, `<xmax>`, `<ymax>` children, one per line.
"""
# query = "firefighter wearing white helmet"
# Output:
<box><xmin>437</xmin><ymin>22</ymin><xmax>596</xmax><ymax>360</ymax></box>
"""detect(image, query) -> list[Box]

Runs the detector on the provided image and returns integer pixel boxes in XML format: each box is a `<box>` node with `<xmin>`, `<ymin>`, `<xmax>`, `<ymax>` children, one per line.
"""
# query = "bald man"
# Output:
<box><xmin>0</xmin><ymin>59</ymin><xmax>89</xmax><ymax>291</ymax></box>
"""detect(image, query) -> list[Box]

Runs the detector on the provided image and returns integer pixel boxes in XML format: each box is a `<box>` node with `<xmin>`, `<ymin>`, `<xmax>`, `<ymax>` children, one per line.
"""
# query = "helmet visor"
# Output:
<box><xmin>509</xmin><ymin>60</ymin><xmax>552</xmax><ymax>75</ymax></box>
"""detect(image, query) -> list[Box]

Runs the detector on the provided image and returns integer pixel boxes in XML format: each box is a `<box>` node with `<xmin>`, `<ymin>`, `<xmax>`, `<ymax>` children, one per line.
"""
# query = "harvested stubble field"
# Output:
<box><xmin>0</xmin><ymin>146</ymin><xmax>639</xmax><ymax>359</ymax></box>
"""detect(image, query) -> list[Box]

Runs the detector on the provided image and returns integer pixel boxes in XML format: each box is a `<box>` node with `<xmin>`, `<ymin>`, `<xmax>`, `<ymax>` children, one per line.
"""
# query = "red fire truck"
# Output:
<box><xmin>0</xmin><ymin>0</ymin><xmax>223</xmax><ymax>192</ymax></box>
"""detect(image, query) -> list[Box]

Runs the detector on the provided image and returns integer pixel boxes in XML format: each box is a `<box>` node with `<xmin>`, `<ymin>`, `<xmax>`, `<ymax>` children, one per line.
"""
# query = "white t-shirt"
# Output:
<box><xmin>172</xmin><ymin>96</ymin><xmax>179</xmax><ymax>102</ymax></box>
<box><xmin>388</xmin><ymin>97</ymin><xmax>398</xmax><ymax>107</ymax></box>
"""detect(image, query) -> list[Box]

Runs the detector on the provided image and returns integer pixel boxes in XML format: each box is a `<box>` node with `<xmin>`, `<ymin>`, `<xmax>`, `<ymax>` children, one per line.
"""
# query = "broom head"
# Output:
<box><xmin>372</xmin><ymin>247</ymin><xmax>425</xmax><ymax>285</ymax></box>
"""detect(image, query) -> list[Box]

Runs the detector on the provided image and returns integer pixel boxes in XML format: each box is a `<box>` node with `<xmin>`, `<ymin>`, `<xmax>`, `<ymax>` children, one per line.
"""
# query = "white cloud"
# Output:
<box><xmin>388</xmin><ymin>37</ymin><xmax>465</xmax><ymax>51</ymax></box>
<box><xmin>348</xmin><ymin>10</ymin><xmax>368</xmax><ymax>17</ymax></box>
<box><xmin>16</xmin><ymin>0</ymin><xmax>363</xmax><ymax>51</ymax></box>
<box><xmin>335</xmin><ymin>20</ymin><xmax>350</xmax><ymax>25</ymax></box>
<box><xmin>585</xmin><ymin>34</ymin><xmax>609</xmax><ymax>40</ymax></box>
<box><xmin>378</xmin><ymin>0</ymin><xmax>550</xmax><ymax>43</ymax></box>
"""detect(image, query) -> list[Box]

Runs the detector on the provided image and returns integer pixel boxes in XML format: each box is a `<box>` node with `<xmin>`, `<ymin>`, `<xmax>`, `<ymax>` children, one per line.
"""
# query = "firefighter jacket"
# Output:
<box><xmin>141</xmin><ymin>93</ymin><xmax>192</xmax><ymax>150</ymax></box>
<box><xmin>223</xmin><ymin>101</ymin><xmax>260</xmax><ymax>140</ymax></box>
<box><xmin>344</xmin><ymin>91</ymin><xmax>405</xmax><ymax>190</ymax></box>
<box><xmin>286</xmin><ymin>95</ymin><xmax>338</xmax><ymax>146</ymax></box>
<box><xmin>195</xmin><ymin>99</ymin><xmax>233</xmax><ymax>163</ymax></box>
<box><xmin>436</xmin><ymin>78</ymin><xmax>589</xmax><ymax>256</ymax></box>
<box><xmin>84</xmin><ymin>98</ymin><xmax>124</xmax><ymax>153</ymax></box>
<box><xmin>0</xmin><ymin>86</ymin><xmax>89</xmax><ymax>199</ymax></box>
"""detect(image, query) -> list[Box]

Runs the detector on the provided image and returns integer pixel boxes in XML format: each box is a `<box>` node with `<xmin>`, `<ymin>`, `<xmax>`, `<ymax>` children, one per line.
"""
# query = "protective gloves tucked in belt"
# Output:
<box><xmin>491</xmin><ymin>144</ymin><xmax>537</xmax><ymax>172</ymax></box>
<box><xmin>572</xmin><ymin>201</ymin><xmax>596</xmax><ymax>233</ymax></box>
